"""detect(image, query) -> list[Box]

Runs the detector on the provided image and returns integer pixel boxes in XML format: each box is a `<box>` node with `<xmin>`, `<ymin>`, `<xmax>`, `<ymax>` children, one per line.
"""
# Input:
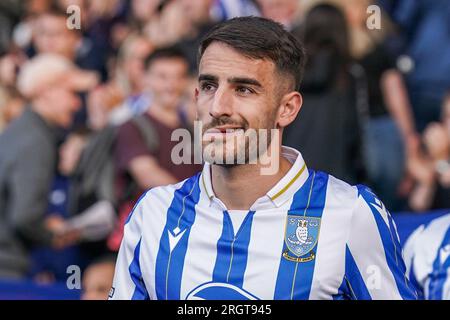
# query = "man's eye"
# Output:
<box><xmin>201</xmin><ymin>83</ymin><xmax>216</xmax><ymax>92</ymax></box>
<box><xmin>236</xmin><ymin>86</ymin><xmax>253</xmax><ymax>95</ymax></box>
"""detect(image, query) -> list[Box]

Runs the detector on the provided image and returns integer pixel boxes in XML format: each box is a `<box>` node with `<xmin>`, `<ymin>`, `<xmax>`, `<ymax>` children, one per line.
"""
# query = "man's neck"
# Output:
<box><xmin>147</xmin><ymin>103</ymin><xmax>180</xmax><ymax>128</ymax></box>
<box><xmin>211</xmin><ymin>154</ymin><xmax>293</xmax><ymax>210</ymax></box>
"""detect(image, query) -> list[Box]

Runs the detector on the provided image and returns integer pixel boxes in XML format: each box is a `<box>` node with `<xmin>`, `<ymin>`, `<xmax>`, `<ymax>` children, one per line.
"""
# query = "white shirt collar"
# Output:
<box><xmin>200</xmin><ymin>146</ymin><xmax>309</xmax><ymax>211</ymax></box>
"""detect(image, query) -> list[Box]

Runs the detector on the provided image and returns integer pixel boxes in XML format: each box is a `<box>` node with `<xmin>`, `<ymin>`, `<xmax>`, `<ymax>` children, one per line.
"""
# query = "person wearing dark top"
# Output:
<box><xmin>114</xmin><ymin>47</ymin><xmax>202</xmax><ymax>205</ymax></box>
<box><xmin>116</xmin><ymin>111</ymin><xmax>201</xmax><ymax>195</ymax></box>
<box><xmin>339</xmin><ymin>0</ymin><xmax>419</xmax><ymax>211</ymax></box>
<box><xmin>356</xmin><ymin>43</ymin><xmax>408</xmax><ymax>211</ymax></box>
<box><xmin>28</xmin><ymin>8</ymin><xmax>106</xmax><ymax>126</ymax></box>
<box><xmin>0</xmin><ymin>54</ymin><xmax>96</xmax><ymax>278</ymax></box>
<box><xmin>111</xmin><ymin>47</ymin><xmax>201</xmax><ymax>252</ymax></box>
<box><xmin>30</xmin><ymin>7</ymin><xmax>107</xmax><ymax>80</ymax></box>
<box><xmin>284</xmin><ymin>4</ymin><xmax>364</xmax><ymax>185</ymax></box>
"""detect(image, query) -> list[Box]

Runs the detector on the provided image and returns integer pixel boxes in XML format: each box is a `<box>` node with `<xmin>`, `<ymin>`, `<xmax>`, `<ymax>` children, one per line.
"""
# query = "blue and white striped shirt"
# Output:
<box><xmin>110</xmin><ymin>147</ymin><xmax>417</xmax><ymax>300</ymax></box>
<box><xmin>404</xmin><ymin>213</ymin><xmax>450</xmax><ymax>300</ymax></box>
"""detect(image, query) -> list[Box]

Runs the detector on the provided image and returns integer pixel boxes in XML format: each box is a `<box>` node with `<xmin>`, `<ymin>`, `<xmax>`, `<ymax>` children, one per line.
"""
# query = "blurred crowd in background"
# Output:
<box><xmin>0</xmin><ymin>0</ymin><xmax>449</xmax><ymax>299</ymax></box>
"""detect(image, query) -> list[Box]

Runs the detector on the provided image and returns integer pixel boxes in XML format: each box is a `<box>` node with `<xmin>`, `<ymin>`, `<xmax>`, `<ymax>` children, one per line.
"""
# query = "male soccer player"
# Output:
<box><xmin>403</xmin><ymin>213</ymin><xmax>450</xmax><ymax>300</ymax></box>
<box><xmin>110</xmin><ymin>17</ymin><xmax>417</xmax><ymax>300</ymax></box>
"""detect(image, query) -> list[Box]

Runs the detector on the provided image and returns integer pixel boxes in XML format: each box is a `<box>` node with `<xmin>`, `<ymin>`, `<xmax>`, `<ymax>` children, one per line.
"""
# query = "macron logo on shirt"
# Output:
<box><xmin>439</xmin><ymin>244</ymin><xmax>450</xmax><ymax>267</ymax></box>
<box><xmin>168</xmin><ymin>227</ymin><xmax>188</xmax><ymax>252</ymax></box>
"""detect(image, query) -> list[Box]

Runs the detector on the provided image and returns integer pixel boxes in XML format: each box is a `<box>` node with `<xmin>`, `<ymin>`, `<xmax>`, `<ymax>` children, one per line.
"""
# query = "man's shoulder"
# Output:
<box><xmin>323</xmin><ymin>172</ymin><xmax>359</xmax><ymax>206</ymax></box>
<box><xmin>324</xmin><ymin>171</ymin><xmax>388</xmax><ymax>207</ymax></box>
<box><xmin>124</xmin><ymin>173</ymin><xmax>202</xmax><ymax>240</ymax></box>
<box><xmin>319</xmin><ymin>172</ymin><xmax>391</xmax><ymax>224</ymax></box>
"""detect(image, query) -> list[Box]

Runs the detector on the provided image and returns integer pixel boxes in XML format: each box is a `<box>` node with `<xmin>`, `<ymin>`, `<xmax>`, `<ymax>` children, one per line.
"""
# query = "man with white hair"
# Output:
<box><xmin>0</xmin><ymin>53</ymin><xmax>97</xmax><ymax>279</ymax></box>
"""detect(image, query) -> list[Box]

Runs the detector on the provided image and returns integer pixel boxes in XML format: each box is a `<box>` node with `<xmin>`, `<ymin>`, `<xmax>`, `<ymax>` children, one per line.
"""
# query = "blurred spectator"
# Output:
<box><xmin>339</xmin><ymin>0</ymin><xmax>418</xmax><ymax>211</ymax></box>
<box><xmin>0</xmin><ymin>87</ymin><xmax>25</xmax><ymax>132</ymax></box>
<box><xmin>81</xmin><ymin>254</ymin><xmax>116</xmax><ymax>300</ymax></box>
<box><xmin>0</xmin><ymin>53</ymin><xmax>98</xmax><ymax>279</ymax></box>
<box><xmin>10</xmin><ymin>0</ymin><xmax>54</xmax><ymax>50</ymax></box>
<box><xmin>138</xmin><ymin>0</ymin><xmax>185</xmax><ymax>49</ymax></box>
<box><xmin>211</xmin><ymin>0</ymin><xmax>261</xmax><ymax>21</ymax></box>
<box><xmin>408</xmin><ymin>93</ymin><xmax>450</xmax><ymax>212</ymax></box>
<box><xmin>257</xmin><ymin>0</ymin><xmax>303</xmax><ymax>30</ymax></box>
<box><xmin>59</xmin><ymin>129</ymin><xmax>91</xmax><ymax>177</ymax></box>
<box><xmin>0</xmin><ymin>50</ymin><xmax>27</xmax><ymax>89</ymax></box>
<box><xmin>87</xmin><ymin>33</ymin><xmax>154</xmax><ymax>130</ymax></box>
<box><xmin>109</xmin><ymin>47</ymin><xmax>202</xmax><ymax>251</ymax></box>
<box><xmin>130</xmin><ymin>0</ymin><xmax>162</xmax><ymax>31</ymax></box>
<box><xmin>115</xmin><ymin>46</ymin><xmax>200</xmax><ymax>196</ymax></box>
<box><xmin>82</xmin><ymin>0</ymin><xmax>129</xmax><ymax>61</ymax></box>
<box><xmin>23</xmin><ymin>6</ymin><xmax>107</xmax><ymax>126</ymax></box>
<box><xmin>391</xmin><ymin>0</ymin><xmax>450</xmax><ymax>132</ymax></box>
<box><xmin>112</xmin><ymin>34</ymin><xmax>154</xmax><ymax>117</ymax></box>
<box><xmin>166</xmin><ymin>0</ymin><xmax>218</xmax><ymax>73</ymax></box>
<box><xmin>30</xmin><ymin>130</ymin><xmax>88</xmax><ymax>282</ymax></box>
<box><xmin>0</xmin><ymin>0</ymin><xmax>22</xmax><ymax>54</ymax></box>
<box><xmin>62</xmin><ymin>129</ymin><xmax>118</xmax><ymax>263</ymax></box>
<box><xmin>30</xmin><ymin>6</ymin><xmax>106</xmax><ymax>78</ymax></box>
<box><xmin>143</xmin><ymin>0</ymin><xmax>259</xmax><ymax>55</ymax></box>
<box><xmin>30</xmin><ymin>127</ymin><xmax>117</xmax><ymax>282</ymax></box>
<box><xmin>284</xmin><ymin>4</ymin><xmax>363</xmax><ymax>184</ymax></box>
<box><xmin>32</xmin><ymin>8</ymin><xmax>79</xmax><ymax>59</ymax></box>
<box><xmin>0</xmin><ymin>51</ymin><xmax>27</xmax><ymax>133</ymax></box>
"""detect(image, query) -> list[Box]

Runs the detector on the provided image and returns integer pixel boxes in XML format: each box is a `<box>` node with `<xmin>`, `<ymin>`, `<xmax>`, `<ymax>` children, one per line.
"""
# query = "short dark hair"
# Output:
<box><xmin>198</xmin><ymin>16</ymin><xmax>306</xmax><ymax>91</ymax></box>
<box><xmin>145</xmin><ymin>46</ymin><xmax>188</xmax><ymax>70</ymax></box>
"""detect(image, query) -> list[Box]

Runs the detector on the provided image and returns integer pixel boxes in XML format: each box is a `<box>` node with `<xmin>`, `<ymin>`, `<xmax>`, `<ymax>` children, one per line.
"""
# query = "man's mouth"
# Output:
<box><xmin>203</xmin><ymin>126</ymin><xmax>245</xmax><ymax>139</ymax></box>
<box><xmin>207</xmin><ymin>126</ymin><xmax>244</xmax><ymax>132</ymax></box>
<box><xmin>216</xmin><ymin>126</ymin><xmax>245</xmax><ymax>133</ymax></box>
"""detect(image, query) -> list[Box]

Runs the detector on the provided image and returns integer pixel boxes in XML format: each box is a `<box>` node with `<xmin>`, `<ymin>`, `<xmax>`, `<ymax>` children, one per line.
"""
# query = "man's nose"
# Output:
<box><xmin>209</xmin><ymin>88</ymin><xmax>233</xmax><ymax>118</ymax></box>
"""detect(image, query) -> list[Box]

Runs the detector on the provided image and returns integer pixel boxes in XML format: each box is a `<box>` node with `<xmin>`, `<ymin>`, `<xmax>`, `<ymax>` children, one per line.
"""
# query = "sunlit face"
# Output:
<box><xmin>196</xmin><ymin>42</ymin><xmax>282</xmax><ymax>165</ymax></box>
<box><xmin>146</xmin><ymin>58</ymin><xmax>188</xmax><ymax>110</ymax></box>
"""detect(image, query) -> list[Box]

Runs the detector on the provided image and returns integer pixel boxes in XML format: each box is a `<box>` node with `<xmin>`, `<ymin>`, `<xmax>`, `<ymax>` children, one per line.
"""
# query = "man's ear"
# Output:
<box><xmin>276</xmin><ymin>91</ymin><xmax>303</xmax><ymax>128</ymax></box>
<box><xmin>194</xmin><ymin>87</ymin><xmax>199</xmax><ymax>102</ymax></box>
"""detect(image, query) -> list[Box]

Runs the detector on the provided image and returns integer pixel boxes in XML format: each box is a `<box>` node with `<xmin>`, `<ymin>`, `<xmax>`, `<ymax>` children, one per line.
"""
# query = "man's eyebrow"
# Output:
<box><xmin>198</xmin><ymin>74</ymin><xmax>218</xmax><ymax>82</ymax></box>
<box><xmin>198</xmin><ymin>74</ymin><xmax>263</xmax><ymax>88</ymax></box>
<box><xmin>228</xmin><ymin>77</ymin><xmax>262</xmax><ymax>87</ymax></box>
